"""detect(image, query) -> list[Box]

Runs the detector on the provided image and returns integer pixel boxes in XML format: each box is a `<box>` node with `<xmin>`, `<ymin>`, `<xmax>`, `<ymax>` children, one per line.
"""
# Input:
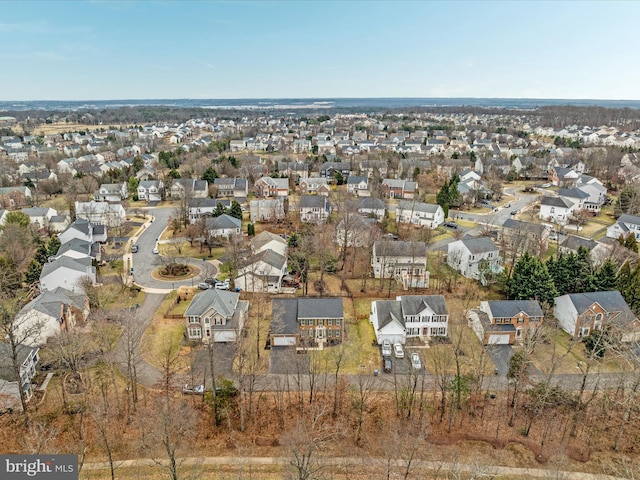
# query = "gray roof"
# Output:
<box><xmin>347</xmin><ymin>176</ymin><xmax>367</xmax><ymax>185</ymax></box>
<box><xmin>540</xmin><ymin>196</ymin><xmax>574</xmax><ymax>208</ymax></box>
<box><xmin>618</xmin><ymin>214</ymin><xmax>640</xmax><ymax>227</ymax></box>
<box><xmin>374</xmin><ymin>240</ymin><xmax>427</xmax><ymax>258</ymax></box>
<box><xmin>19</xmin><ymin>287</ymin><xmax>86</xmax><ymax>320</ymax></box>
<box><xmin>399</xmin><ymin>295</ymin><xmax>448</xmax><ymax>316</ymax></box>
<box><xmin>374</xmin><ymin>300</ymin><xmax>405</xmax><ymax>330</ymax></box>
<box><xmin>563</xmin><ymin>291</ymin><xmax>635</xmax><ymax>321</ymax></box>
<box><xmin>0</xmin><ymin>343</ymin><xmax>38</xmax><ymax>382</ymax></box>
<box><xmin>205</xmin><ymin>214</ymin><xmax>241</xmax><ymax>230</ymax></box>
<box><xmin>251</xmin><ymin>231</ymin><xmax>287</xmax><ymax>251</ymax></box>
<box><xmin>21</xmin><ymin>207</ymin><xmax>52</xmax><ymax>218</ymax></box>
<box><xmin>560</xmin><ymin>235</ymin><xmax>597</xmax><ymax>251</ymax></box>
<box><xmin>241</xmin><ymin>248</ymin><xmax>286</xmax><ymax>270</ymax></box>
<box><xmin>41</xmin><ymin>256</ymin><xmax>92</xmax><ymax>278</ymax></box>
<box><xmin>271</xmin><ymin>298</ymin><xmax>300</xmax><ymax>335</ymax></box>
<box><xmin>188</xmin><ymin>198</ymin><xmax>230</xmax><ymax>208</ymax></box>
<box><xmin>184</xmin><ymin>289</ymin><xmax>240</xmax><ymax>318</ymax></box>
<box><xmin>298</xmin><ymin>298</ymin><xmax>343</xmax><ymax>319</ymax></box>
<box><xmin>357</xmin><ymin>197</ymin><xmax>386</xmax><ymax>210</ymax></box>
<box><xmin>397</xmin><ymin>200</ymin><xmax>441</xmax><ymax>214</ymax></box>
<box><xmin>459</xmin><ymin>237</ymin><xmax>499</xmax><ymax>254</ymax></box>
<box><xmin>502</xmin><ymin>218</ymin><xmax>546</xmax><ymax>234</ymax></box>
<box><xmin>558</xmin><ymin>188</ymin><xmax>589</xmax><ymax>199</ymax></box>
<box><xmin>486</xmin><ymin>300</ymin><xmax>543</xmax><ymax>318</ymax></box>
<box><xmin>300</xmin><ymin>195</ymin><xmax>329</xmax><ymax>209</ymax></box>
<box><xmin>55</xmin><ymin>238</ymin><xmax>92</xmax><ymax>256</ymax></box>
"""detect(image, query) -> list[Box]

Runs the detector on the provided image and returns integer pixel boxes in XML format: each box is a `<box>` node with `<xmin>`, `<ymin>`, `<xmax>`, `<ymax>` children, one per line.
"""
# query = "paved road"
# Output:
<box><xmin>128</xmin><ymin>207</ymin><xmax>218</xmax><ymax>293</ymax></box>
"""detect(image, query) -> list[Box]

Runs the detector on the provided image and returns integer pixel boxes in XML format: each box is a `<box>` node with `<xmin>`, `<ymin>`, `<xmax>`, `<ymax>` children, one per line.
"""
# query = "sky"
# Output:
<box><xmin>1</xmin><ymin>0</ymin><xmax>639</xmax><ymax>101</ymax></box>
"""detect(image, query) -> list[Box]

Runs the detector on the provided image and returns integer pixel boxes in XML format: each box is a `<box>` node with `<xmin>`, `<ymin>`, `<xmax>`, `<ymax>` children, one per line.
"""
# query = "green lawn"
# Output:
<box><xmin>313</xmin><ymin>317</ymin><xmax>379</xmax><ymax>374</ymax></box>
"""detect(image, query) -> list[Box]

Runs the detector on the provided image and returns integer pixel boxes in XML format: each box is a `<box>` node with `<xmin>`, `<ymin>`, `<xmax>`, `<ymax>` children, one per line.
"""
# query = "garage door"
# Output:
<box><xmin>214</xmin><ymin>331</ymin><xmax>237</xmax><ymax>343</ymax></box>
<box><xmin>488</xmin><ymin>334</ymin><xmax>510</xmax><ymax>345</ymax></box>
<box><xmin>273</xmin><ymin>336</ymin><xmax>297</xmax><ymax>347</ymax></box>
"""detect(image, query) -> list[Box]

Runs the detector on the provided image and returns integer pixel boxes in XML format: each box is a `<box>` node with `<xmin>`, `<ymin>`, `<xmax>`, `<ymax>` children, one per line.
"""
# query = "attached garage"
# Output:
<box><xmin>213</xmin><ymin>330</ymin><xmax>237</xmax><ymax>343</ymax></box>
<box><xmin>272</xmin><ymin>335</ymin><xmax>298</xmax><ymax>347</ymax></box>
<box><xmin>488</xmin><ymin>334</ymin><xmax>511</xmax><ymax>345</ymax></box>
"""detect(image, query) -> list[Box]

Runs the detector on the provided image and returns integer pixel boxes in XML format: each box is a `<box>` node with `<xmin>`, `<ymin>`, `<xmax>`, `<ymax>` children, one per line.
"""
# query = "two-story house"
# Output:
<box><xmin>554</xmin><ymin>291</ymin><xmax>639</xmax><ymax>342</ymax></box>
<box><xmin>356</xmin><ymin>197</ymin><xmax>386</xmax><ymax>222</ymax></box>
<box><xmin>58</xmin><ymin>218</ymin><xmax>107</xmax><ymax>245</ymax></box>
<box><xmin>371</xmin><ymin>240</ymin><xmax>429</xmax><ymax>288</ymax></box>
<box><xmin>250</xmin><ymin>198</ymin><xmax>285</xmax><ymax>223</ymax></box>
<box><xmin>346</xmin><ymin>176</ymin><xmax>370</xmax><ymax>196</ymax></box>
<box><xmin>214</xmin><ymin>178</ymin><xmax>248</xmax><ymax>200</ymax></box>
<box><xmin>234</xmin><ymin>248</ymin><xmax>287</xmax><ymax>293</ymax></box>
<box><xmin>319</xmin><ymin>162</ymin><xmax>350</xmax><ymax>179</ymax></box>
<box><xmin>606</xmin><ymin>214</ymin><xmax>640</xmax><ymax>241</ymax></box>
<box><xmin>188</xmin><ymin>198</ymin><xmax>231</xmax><ymax>224</ymax></box>
<box><xmin>184</xmin><ymin>289</ymin><xmax>249</xmax><ymax>343</ymax></box>
<box><xmin>254</xmin><ymin>176</ymin><xmax>289</xmax><ymax>198</ymax></box>
<box><xmin>396</xmin><ymin>200</ymin><xmax>444</xmax><ymax>228</ymax></box>
<box><xmin>447</xmin><ymin>237</ymin><xmax>502</xmax><ymax>284</ymax></box>
<box><xmin>94</xmin><ymin>183</ymin><xmax>128</xmax><ymax>202</ymax></box>
<box><xmin>468</xmin><ymin>300</ymin><xmax>544</xmax><ymax>345</ymax></box>
<box><xmin>500</xmin><ymin>218</ymin><xmax>550</xmax><ymax>257</ymax></box>
<box><xmin>381</xmin><ymin>179</ymin><xmax>417</xmax><ymax>199</ymax></box>
<box><xmin>137</xmin><ymin>180</ymin><xmax>164</xmax><ymax>202</ymax></box>
<box><xmin>539</xmin><ymin>196</ymin><xmax>575</xmax><ymax>225</ymax></box>
<box><xmin>75</xmin><ymin>201</ymin><xmax>126</xmax><ymax>228</ymax></box>
<box><xmin>299</xmin><ymin>177</ymin><xmax>328</xmax><ymax>194</ymax></box>
<box><xmin>299</xmin><ymin>195</ymin><xmax>331</xmax><ymax>223</ymax></box>
<box><xmin>204</xmin><ymin>214</ymin><xmax>241</xmax><ymax>238</ymax></box>
<box><xmin>169</xmin><ymin>178</ymin><xmax>208</xmax><ymax>199</ymax></box>
<box><xmin>270</xmin><ymin>298</ymin><xmax>344</xmax><ymax>348</ymax></box>
<box><xmin>370</xmin><ymin>295</ymin><xmax>449</xmax><ymax>345</ymax></box>
<box><xmin>39</xmin><ymin>256</ymin><xmax>96</xmax><ymax>294</ymax></box>
<box><xmin>0</xmin><ymin>343</ymin><xmax>39</xmax><ymax>411</ymax></box>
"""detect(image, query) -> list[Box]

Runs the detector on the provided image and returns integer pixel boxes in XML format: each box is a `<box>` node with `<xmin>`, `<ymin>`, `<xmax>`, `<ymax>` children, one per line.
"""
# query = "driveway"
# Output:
<box><xmin>269</xmin><ymin>347</ymin><xmax>309</xmax><ymax>375</ymax></box>
<box><xmin>486</xmin><ymin>344</ymin><xmax>514</xmax><ymax>376</ymax></box>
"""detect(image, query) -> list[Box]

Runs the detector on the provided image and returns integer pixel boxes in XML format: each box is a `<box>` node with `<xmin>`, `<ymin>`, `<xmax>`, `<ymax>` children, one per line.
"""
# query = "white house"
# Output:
<box><xmin>539</xmin><ymin>196</ymin><xmax>575</xmax><ymax>225</ymax></box>
<box><xmin>249</xmin><ymin>198</ymin><xmax>285</xmax><ymax>223</ymax></box>
<box><xmin>371</xmin><ymin>240</ymin><xmax>429</xmax><ymax>288</ymax></box>
<box><xmin>39</xmin><ymin>256</ymin><xmax>96</xmax><ymax>294</ymax></box>
<box><xmin>20</xmin><ymin>207</ymin><xmax>58</xmax><ymax>230</ymax></box>
<box><xmin>396</xmin><ymin>200</ymin><xmax>444</xmax><ymax>228</ymax></box>
<box><xmin>606</xmin><ymin>214</ymin><xmax>640</xmax><ymax>241</ymax></box>
<box><xmin>205</xmin><ymin>214</ymin><xmax>241</xmax><ymax>238</ymax></box>
<box><xmin>137</xmin><ymin>180</ymin><xmax>164</xmax><ymax>202</ymax></box>
<box><xmin>299</xmin><ymin>195</ymin><xmax>331</xmax><ymax>223</ymax></box>
<box><xmin>370</xmin><ymin>295</ymin><xmax>449</xmax><ymax>345</ymax></box>
<box><xmin>251</xmin><ymin>230</ymin><xmax>288</xmax><ymax>257</ymax></box>
<box><xmin>346</xmin><ymin>176</ymin><xmax>370</xmax><ymax>196</ymax></box>
<box><xmin>0</xmin><ymin>343</ymin><xmax>39</xmax><ymax>411</ymax></box>
<box><xmin>75</xmin><ymin>201</ymin><xmax>126</xmax><ymax>228</ymax></box>
<box><xmin>447</xmin><ymin>237</ymin><xmax>502</xmax><ymax>284</ymax></box>
<box><xmin>94</xmin><ymin>183</ymin><xmax>128</xmax><ymax>202</ymax></box>
<box><xmin>235</xmin><ymin>249</ymin><xmax>287</xmax><ymax>293</ymax></box>
<box><xmin>58</xmin><ymin>218</ymin><xmax>107</xmax><ymax>245</ymax></box>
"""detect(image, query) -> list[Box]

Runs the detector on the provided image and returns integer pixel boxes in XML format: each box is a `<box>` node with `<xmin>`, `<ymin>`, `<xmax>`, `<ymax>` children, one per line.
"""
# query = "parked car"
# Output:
<box><xmin>393</xmin><ymin>343</ymin><xmax>404</xmax><ymax>359</ymax></box>
<box><xmin>540</xmin><ymin>183</ymin><xmax>551</xmax><ymax>188</ymax></box>
<box><xmin>198</xmin><ymin>282</ymin><xmax>211</xmax><ymax>290</ymax></box>
<box><xmin>215</xmin><ymin>280</ymin><xmax>230</xmax><ymax>290</ymax></box>
<box><xmin>411</xmin><ymin>352</ymin><xmax>422</xmax><ymax>370</ymax></box>
<box><xmin>152</xmin><ymin>246</ymin><xmax>159</xmax><ymax>254</ymax></box>
<box><xmin>510</xmin><ymin>210</ymin><xmax>518</xmax><ymax>216</ymax></box>
<box><xmin>381</xmin><ymin>339</ymin><xmax>392</xmax><ymax>357</ymax></box>
<box><xmin>182</xmin><ymin>384</ymin><xmax>204</xmax><ymax>395</ymax></box>
<box><xmin>504</xmin><ymin>203</ymin><xmax>511</xmax><ymax>208</ymax></box>
<box><xmin>549</xmin><ymin>232</ymin><xmax>558</xmax><ymax>241</ymax></box>
<box><xmin>383</xmin><ymin>357</ymin><xmax>392</xmax><ymax>373</ymax></box>
<box><xmin>131</xmin><ymin>244</ymin><xmax>138</xmax><ymax>253</ymax></box>
<box><xmin>204</xmin><ymin>278</ymin><xmax>219</xmax><ymax>286</ymax></box>
<box><xmin>443</xmin><ymin>222</ymin><xmax>458</xmax><ymax>229</ymax></box>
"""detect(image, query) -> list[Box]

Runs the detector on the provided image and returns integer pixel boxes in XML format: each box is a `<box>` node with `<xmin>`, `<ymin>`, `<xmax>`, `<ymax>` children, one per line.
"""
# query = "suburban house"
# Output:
<box><xmin>299</xmin><ymin>177</ymin><xmax>328</xmax><ymax>194</ymax></box>
<box><xmin>20</xmin><ymin>207</ymin><xmax>58</xmax><ymax>231</ymax></box>
<box><xmin>188</xmin><ymin>198</ymin><xmax>231</xmax><ymax>223</ymax></box>
<box><xmin>39</xmin><ymin>256</ymin><xmax>96</xmax><ymax>294</ymax></box>
<box><xmin>251</xmin><ymin>230</ymin><xmax>288</xmax><ymax>257</ymax></box>
<box><xmin>335</xmin><ymin>215</ymin><xmax>377</xmax><ymax>248</ymax></box>
<box><xmin>299</xmin><ymin>195</ymin><xmax>331</xmax><ymax>223</ymax></box>
<box><xmin>234</xmin><ymin>249</ymin><xmax>287</xmax><ymax>293</ymax></box>
<box><xmin>557</xmin><ymin>188</ymin><xmax>589</xmax><ymax>211</ymax></box>
<box><xmin>169</xmin><ymin>178</ymin><xmax>208</xmax><ymax>199</ymax></box>
<box><xmin>214</xmin><ymin>177</ymin><xmax>248</xmax><ymax>199</ymax></box>
<box><xmin>270</xmin><ymin>298</ymin><xmax>344</xmax><ymax>348</ymax></box>
<box><xmin>0</xmin><ymin>343</ymin><xmax>39</xmax><ymax>412</ymax></box>
<box><xmin>0</xmin><ymin>186</ymin><xmax>32</xmax><ymax>208</ymax></box>
<box><xmin>137</xmin><ymin>180</ymin><xmax>164</xmax><ymax>202</ymax></box>
<box><xmin>346</xmin><ymin>176</ymin><xmax>370</xmax><ymax>196</ymax></box>
<box><xmin>75</xmin><ymin>201</ymin><xmax>126</xmax><ymax>228</ymax></box>
<box><xmin>319</xmin><ymin>162</ymin><xmax>350</xmax><ymax>179</ymax></box>
<box><xmin>381</xmin><ymin>179</ymin><xmax>417</xmax><ymax>199</ymax></box>
<box><xmin>539</xmin><ymin>196</ymin><xmax>575</xmax><ymax>225</ymax></box>
<box><xmin>500</xmin><ymin>218</ymin><xmax>550</xmax><ymax>256</ymax></box>
<box><xmin>58</xmin><ymin>218</ymin><xmax>107</xmax><ymax>245</ymax></box>
<box><xmin>278</xmin><ymin>161</ymin><xmax>309</xmax><ymax>180</ymax></box>
<box><xmin>14</xmin><ymin>287</ymin><xmax>89</xmax><ymax>346</ymax></box>
<box><xmin>184</xmin><ymin>289</ymin><xmax>249</xmax><ymax>342</ymax></box>
<box><xmin>606</xmin><ymin>214</ymin><xmax>640</xmax><ymax>241</ymax></box>
<box><xmin>371</xmin><ymin>240</ymin><xmax>429</xmax><ymax>288</ymax></box>
<box><xmin>254</xmin><ymin>176</ymin><xmax>289</xmax><ymax>197</ymax></box>
<box><xmin>204</xmin><ymin>214</ymin><xmax>242</xmax><ymax>238</ymax></box>
<box><xmin>554</xmin><ymin>291</ymin><xmax>639</xmax><ymax>342</ymax></box>
<box><xmin>447</xmin><ymin>237</ymin><xmax>502</xmax><ymax>284</ymax></box>
<box><xmin>370</xmin><ymin>295</ymin><xmax>449</xmax><ymax>345</ymax></box>
<box><xmin>356</xmin><ymin>197</ymin><xmax>386</xmax><ymax>222</ymax></box>
<box><xmin>94</xmin><ymin>183</ymin><xmax>128</xmax><ymax>202</ymax></box>
<box><xmin>395</xmin><ymin>200</ymin><xmax>444</xmax><ymax>228</ymax></box>
<box><xmin>549</xmin><ymin>166</ymin><xmax>579</xmax><ymax>187</ymax></box>
<box><xmin>56</xmin><ymin>237</ymin><xmax>100</xmax><ymax>262</ymax></box>
<box><xmin>576</xmin><ymin>175</ymin><xmax>607</xmax><ymax>214</ymax></box>
<box><xmin>249</xmin><ymin>198</ymin><xmax>285</xmax><ymax>223</ymax></box>
<box><xmin>468</xmin><ymin>300</ymin><xmax>544</xmax><ymax>345</ymax></box>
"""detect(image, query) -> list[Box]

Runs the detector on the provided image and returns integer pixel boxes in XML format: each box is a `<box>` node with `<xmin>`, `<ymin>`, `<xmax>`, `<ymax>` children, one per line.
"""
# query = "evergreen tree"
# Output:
<box><xmin>593</xmin><ymin>260</ymin><xmax>618</xmax><ymax>292</ymax></box>
<box><xmin>168</xmin><ymin>168</ymin><xmax>181</xmax><ymax>179</ymax></box>
<box><xmin>617</xmin><ymin>261</ymin><xmax>632</xmax><ymax>295</ymax></box>
<box><xmin>622</xmin><ymin>264</ymin><xmax>640</xmax><ymax>314</ymax></box>
<box><xmin>201</xmin><ymin>166</ymin><xmax>218</xmax><ymax>183</ymax></box>
<box><xmin>34</xmin><ymin>242</ymin><xmax>49</xmax><ymax>265</ymax></box>
<box><xmin>46</xmin><ymin>235</ymin><xmax>61</xmax><ymax>257</ymax></box>
<box><xmin>212</xmin><ymin>203</ymin><xmax>227</xmax><ymax>217</ymax></box>
<box><xmin>573</xmin><ymin>246</ymin><xmax>594</xmax><ymax>293</ymax></box>
<box><xmin>229</xmin><ymin>201</ymin><xmax>243</xmax><ymax>220</ymax></box>
<box><xmin>508</xmin><ymin>252</ymin><xmax>558</xmax><ymax>305</ymax></box>
<box><xmin>247</xmin><ymin>223</ymin><xmax>255</xmax><ymax>236</ymax></box>
<box><xmin>546</xmin><ymin>253</ymin><xmax>572</xmax><ymax>296</ymax></box>
<box><xmin>624</xmin><ymin>234</ymin><xmax>638</xmax><ymax>253</ymax></box>
<box><xmin>24</xmin><ymin>259</ymin><xmax>42</xmax><ymax>284</ymax></box>
<box><xmin>436</xmin><ymin>173</ymin><xmax>460</xmax><ymax>219</ymax></box>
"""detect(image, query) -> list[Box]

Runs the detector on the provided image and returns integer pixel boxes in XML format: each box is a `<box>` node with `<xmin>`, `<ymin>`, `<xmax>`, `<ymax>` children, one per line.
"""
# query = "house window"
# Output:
<box><xmin>579</xmin><ymin>326</ymin><xmax>590</xmax><ymax>337</ymax></box>
<box><xmin>318</xmin><ymin>319</ymin><xmax>324</xmax><ymax>326</ymax></box>
<box><xmin>327</xmin><ymin>319</ymin><xmax>333</xmax><ymax>326</ymax></box>
<box><xmin>300</xmin><ymin>319</ymin><xmax>306</xmax><ymax>326</ymax></box>
<box><xmin>335</xmin><ymin>329</ymin><xmax>340</xmax><ymax>337</ymax></box>
<box><xmin>189</xmin><ymin>328</ymin><xmax>201</xmax><ymax>338</ymax></box>
<box><xmin>550</xmin><ymin>207</ymin><xmax>555</xmax><ymax>214</ymax></box>
<box><xmin>327</xmin><ymin>329</ymin><xmax>333</xmax><ymax>337</ymax></box>
<box><xmin>595</xmin><ymin>313</ymin><xmax>603</xmax><ymax>322</ymax></box>
<box><xmin>189</xmin><ymin>317</ymin><xmax>199</xmax><ymax>324</ymax></box>
<box><xmin>215</xmin><ymin>317</ymin><xmax>223</xmax><ymax>325</ymax></box>
<box><xmin>204</xmin><ymin>317</ymin><xmax>210</xmax><ymax>325</ymax></box>
<box><xmin>335</xmin><ymin>319</ymin><xmax>341</xmax><ymax>326</ymax></box>
<box><xmin>516</xmin><ymin>328</ymin><xmax>522</xmax><ymax>338</ymax></box>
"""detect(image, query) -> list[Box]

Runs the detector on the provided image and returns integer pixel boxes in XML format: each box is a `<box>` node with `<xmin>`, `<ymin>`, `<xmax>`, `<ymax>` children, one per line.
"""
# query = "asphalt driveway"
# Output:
<box><xmin>486</xmin><ymin>344</ymin><xmax>515</xmax><ymax>376</ymax></box>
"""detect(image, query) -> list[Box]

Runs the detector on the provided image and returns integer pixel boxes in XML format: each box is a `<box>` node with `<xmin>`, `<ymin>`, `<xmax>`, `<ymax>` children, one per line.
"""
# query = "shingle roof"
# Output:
<box><xmin>541</xmin><ymin>196</ymin><xmax>574</xmax><ymax>208</ymax></box>
<box><xmin>399</xmin><ymin>295</ymin><xmax>448</xmax><ymax>316</ymax></box>
<box><xmin>19</xmin><ymin>287</ymin><xmax>86</xmax><ymax>319</ymax></box>
<box><xmin>374</xmin><ymin>240</ymin><xmax>427</xmax><ymax>258</ymax></box>
<box><xmin>560</xmin><ymin>235</ymin><xmax>597</xmax><ymax>251</ymax></box>
<box><xmin>486</xmin><ymin>300</ymin><xmax>543</xmax><ymax>318</ymax></box>
<box><xmin>298</xmin><ymin>298</ymin><xmax>343</xmax><ymax>319</ymax></box>
<box><xmin>184</xmin><ymin>289</ymin><xmax>240</xmax><ymax>318</ymax></box>
<box><xmin>558</xmin><ymin>188</ymin><xmax>589</xmax><ymax>199</ymax></box>
<box><xmin>357</xmin><ymin>197</ymin><xmax>385</xmax><ymax>210</ymax></box>
<box><xmin>205</xmin><ymin>214</ymin><xmax>241</xmax><ymax>230</ymax></box>
<box><xmin>565</xmin><ymin>291</ymin><xmax>635</xmax><ymax>321</ymax></box>
<box><xmin>0</xmin><ymin>344</ymin><xmax>38</xmax><ymax>382</ymax></box>
<box><xmin>271</xmin><ymin>298</ymin><xmax>300</xmax><ymax>335</ymax></box>
<box><xmin>40</xmin><ymin>256</ymin><xmax>92</xmax><ymax>278</ymax></box>
<box><xmin>374</xmin><ymin>300</ymin><xmax>405</xmax><ymax>330</ymax></box>
<box><xmin>300</xmin><ymin>195</ymin><xmax>329</xmax><ymax>208</ymax></box>
<box><xmin>397</xmin><ymin>200</ymin><xmax>441</xmax><ymax>214</ymax></box>
<box><xmin>459</xmin><ymin>237</ymin><xmax>499</xmax><ymax>254</ymax></box>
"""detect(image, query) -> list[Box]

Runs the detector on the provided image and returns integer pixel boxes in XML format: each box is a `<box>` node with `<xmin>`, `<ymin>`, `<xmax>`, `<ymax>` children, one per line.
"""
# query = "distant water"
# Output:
<box><xmin>2</xmin><ymin>97</ymin><xmax>640</xmax><ymax>112</ymax></box>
